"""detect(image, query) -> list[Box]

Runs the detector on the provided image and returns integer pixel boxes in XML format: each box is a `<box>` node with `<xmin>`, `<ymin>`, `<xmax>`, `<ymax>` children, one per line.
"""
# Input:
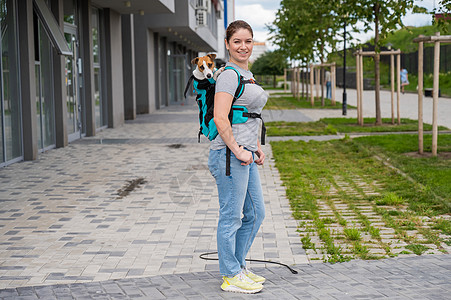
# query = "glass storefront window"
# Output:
<box><xmin>92</xmin><ymin>7</ymin><xmax>106</xmax><ymax>128</ymax></box>
<box><xmin>37</xmin><ymin>19</ymin><xmax>55</xmax><ymax>149</ymax></box>
<box><xmin>33</xmin><ymin>7</ymin><xmax>56</xmax><ymax>151</ymax></box>
<box><xmin>63</xmin><ymin>0</ymin><xmax>75</xmax><ymax>24</ymax></box>
<box><xmin>1</xmin><ymin>0</ymin><xmax>21</xmax><ymax>163</ymax></box>
<box><xmin>64</xmin><ymin>32</ymin><xmax>76</xmax><ymax>135</ymax></box>
<box><xmin>167</xmin><ymin>46</ymin><xmax>188</xmax><ymax>104</ymax></box>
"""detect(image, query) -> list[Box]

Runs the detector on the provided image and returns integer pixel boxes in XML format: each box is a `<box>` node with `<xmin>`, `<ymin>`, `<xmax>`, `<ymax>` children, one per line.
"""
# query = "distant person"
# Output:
<box><xmin>325</xmin><ymin>70</ymin><xmax>331</xmax><ymax>99</ymax></box>
<box><xmin>401</xmin><ymin>68</ymin><xmax>409</xmax><ymax>94</ymax></box>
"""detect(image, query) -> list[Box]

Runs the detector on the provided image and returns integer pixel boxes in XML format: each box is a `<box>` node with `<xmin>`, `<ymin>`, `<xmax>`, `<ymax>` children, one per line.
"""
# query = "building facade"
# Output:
<box><xmin>249</xmin><ymin>41</ymin><xmax>266</xmax><ymax>63</ymax></box>
<box><xmin>0</xmin><ymin>0</ymin><xmax>227</xmax><ymax>167</ymax></box>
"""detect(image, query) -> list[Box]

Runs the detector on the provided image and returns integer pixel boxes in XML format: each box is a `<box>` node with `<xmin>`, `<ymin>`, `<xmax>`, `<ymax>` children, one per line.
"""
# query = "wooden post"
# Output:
<box><xmin>310</xmin><ymin>64</ymin><xmax>314</xmax><ymax>106</ymax></box>
<box><xmin>284</xmin><ymin>68</ymin><xmax>287</xmax><ymax>93</ymax></box>
<box><xmin>432</xmin><ymin>32</ymin><xmax>440</xmax><ymax>157</ymax></box>
<box><xmin>296</xmin><ymin>67</ymin><xmax>301</xmax><ymax>100</ymax></box>
<box><xmin>306</xmin><ymin>68</ymin><xmax>309</xmax><ymax>100</ymax></box>
<box><xmin>390</xmin><ymin>51</ymin><xmax>395</xmax><ymax>124</ymax></box>
<box><xmin>356</xmin><ymin>52</ymin><xmax>361</xmax><ymax>124</ymax></box>
<box><xmin>418</xmin><ymin>37</ymin><xmax>424</xmax><ymax>154</ymax></box>
<box><xmin>301</xmin><ymin>69</ymin><xmax>305</xmax><ymax>98</ymax></box>
<box><xmin>396</xmin><ymin>53</ymin><xmax>401</xmax><ymax>125</ymax></box>
<box><xmin>360</xmin><ymin>53</ymin><xmax>364</xmax><ymax>125</ymax></box>
<box><xmin>316</xmin><ymin>66</ymin><xmax>320</xmax><ymax>104</ymax></box>
<box><xmin>331</xmin><ymin>64</ymin><xmax>336</xmax><ymax>105</ymax></box>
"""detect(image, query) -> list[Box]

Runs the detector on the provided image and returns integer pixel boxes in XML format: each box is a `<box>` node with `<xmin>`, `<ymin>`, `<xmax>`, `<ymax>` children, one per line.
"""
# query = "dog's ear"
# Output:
<box><xmin>191</xmin><ymin>57</ymin><xmax>199</xmax><ymax>65</ymax></box>
<box><xmin>207</xmin><ymin>53</ymin><xmax>216</xmax><ymax>60</ymax></box>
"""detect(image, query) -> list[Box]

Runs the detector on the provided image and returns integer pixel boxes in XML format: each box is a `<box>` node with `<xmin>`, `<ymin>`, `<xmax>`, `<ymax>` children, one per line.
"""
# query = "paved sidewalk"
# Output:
<box><xmin>1</xmin><ymin>100</ymin><xmax>450</xmax><ymax>299</ymax></box>
<box><xmin>0</xmin><ymin>103</ymin><xmax>305</xmax><ymax>290</ymax></box>
<box><xmin>1</xmin><ymin>255</ymin><xmax>450</xmax><ymax>299</ymax></box>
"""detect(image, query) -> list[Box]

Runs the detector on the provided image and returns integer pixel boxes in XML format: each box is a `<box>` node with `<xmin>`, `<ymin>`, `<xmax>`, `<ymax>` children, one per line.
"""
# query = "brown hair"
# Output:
<box><xmin>225</xmin><ymin>20</ymin><xmax>253</xmax><ymax>43</ymax></box>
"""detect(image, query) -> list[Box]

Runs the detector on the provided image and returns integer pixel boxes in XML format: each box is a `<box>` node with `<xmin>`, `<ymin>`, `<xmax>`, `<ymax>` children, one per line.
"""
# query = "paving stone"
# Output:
<box><xmin>0</xmin><ymin>100</ymin><xmax>450</xmax><ymax>298</ymax></box>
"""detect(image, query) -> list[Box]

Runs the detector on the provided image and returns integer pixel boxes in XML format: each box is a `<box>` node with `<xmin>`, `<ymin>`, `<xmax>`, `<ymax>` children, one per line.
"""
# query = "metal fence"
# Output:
<box><xmin>380</xmin><ymin>44</ymin><xmax>451</xmax><ymax>75</ymax></box>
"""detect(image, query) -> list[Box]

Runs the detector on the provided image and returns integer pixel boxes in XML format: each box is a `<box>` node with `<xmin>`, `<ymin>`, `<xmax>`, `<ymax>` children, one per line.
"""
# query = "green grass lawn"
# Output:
<box><xmin>265</xmin><ymin>95</ymin><xmax>353</xmax><ymax>110</ymax></box>
<box><xmin>266</xmin><ymin>118</ymin><xmax>450</xmax><ymax>136</ymax></box>
<box><xmin>356</xmin><ymin>134</ymin><xmax>451</xmax><ymax>205</ymax></box>
<box><xmin>271</xmin><ymin>134</ymin><xmax>451</xmax><ymax>262</ymax></box>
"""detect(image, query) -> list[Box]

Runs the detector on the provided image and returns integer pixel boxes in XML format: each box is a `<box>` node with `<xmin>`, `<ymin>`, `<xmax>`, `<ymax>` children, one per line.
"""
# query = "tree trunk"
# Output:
<box><xmin>273</xmin><ymin>74</ymin><xmax>276</xmax><ymax>88</ymax></box>
<box><xmin>374</xmin><ymin>2</ymin><xmax>382</xmax><ymax>125</ymax></box>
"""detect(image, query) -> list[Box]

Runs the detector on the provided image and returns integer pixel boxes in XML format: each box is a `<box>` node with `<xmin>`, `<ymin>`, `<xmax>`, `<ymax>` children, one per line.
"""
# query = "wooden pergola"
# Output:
<box><xmin>284</xmin><ymin>67</ymin><xmax>310</xmax><ymax>100</ymax></box>
<box><xmin>354</xmin><ymin>49</ymin><xmax>402</xmax><ymax>126</ymax></box>
<box><xmin>309</xmin><ymin>62</ymin><xmax>336</xmax><ymax>107</ymax></box>
<box><xmin>413</xmin><ymin>32</ymin><xmax>451</xmax><ymax>156</ymax></box>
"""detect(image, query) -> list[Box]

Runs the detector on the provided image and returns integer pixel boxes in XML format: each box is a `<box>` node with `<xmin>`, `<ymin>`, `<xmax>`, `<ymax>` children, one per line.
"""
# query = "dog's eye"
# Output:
<box><xmin>208</xmin><ymin>63</ymin><xmax>213</xmax><ymax>68</ymax></box>
<box><xmin>199</xmin><ymin>66</ymin><xmax>204</xmax><ymax>71</ymax></box>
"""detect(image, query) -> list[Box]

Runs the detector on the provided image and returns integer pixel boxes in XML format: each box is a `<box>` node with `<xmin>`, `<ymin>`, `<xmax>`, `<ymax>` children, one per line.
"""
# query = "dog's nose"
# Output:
<box><xmin>206</xmin><ymin>73</ymin><xmax>212</xmax><ymax>78</ymax></box>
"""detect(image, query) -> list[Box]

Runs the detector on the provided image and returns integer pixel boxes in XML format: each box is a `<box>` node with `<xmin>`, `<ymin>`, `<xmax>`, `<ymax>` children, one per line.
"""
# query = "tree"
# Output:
<box><xmin>434</xmin><ymin>0</ymin><xmax>451</xmax><ymax>32</ymax></box>
<box><xmin>270</xmin><ymin>0</ymin><xmax>424</xmax><ymax>123</ymax></box>
<box><xmin>345</xmin><ymin>0</ymin><xmax>419</xmax><ymax>125</ymax></box>
<box><xmin>268</xmin><ymin>0</ymin><xmax>348</xmax><ymax>105</ymax></box>
<box><xmin>251</xmin><ymin>50</ymin><xmax>289</xmax><ymax>88</ymax></box>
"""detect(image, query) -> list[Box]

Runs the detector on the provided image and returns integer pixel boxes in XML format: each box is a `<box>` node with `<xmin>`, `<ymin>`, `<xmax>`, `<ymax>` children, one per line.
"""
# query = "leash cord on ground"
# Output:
<box><xmin>199</xmin><ymin>251</ymin><xmax>298</xmax><ymax>274</ymax></box>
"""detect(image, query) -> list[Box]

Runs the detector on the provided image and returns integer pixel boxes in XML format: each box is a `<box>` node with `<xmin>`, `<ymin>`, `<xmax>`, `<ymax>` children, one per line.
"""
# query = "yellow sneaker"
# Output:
<box><xmin>221</xmin><ymin>271</ymin><xmax>263</xmax><ymax>294</ymax></box>
<box><xmin>243</xmin><ymin>267</ymin><xmax>266</xmax><ymax>284</ymax></box>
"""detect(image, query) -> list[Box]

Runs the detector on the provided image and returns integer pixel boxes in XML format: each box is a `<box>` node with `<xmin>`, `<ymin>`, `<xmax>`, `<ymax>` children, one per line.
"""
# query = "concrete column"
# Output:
<box><xmin>51</xmin><ymin>0</ymin><xmax>68</xmax><ymax>148</ymax></box>
<box><xmin>153</xmin><ymin>32</ymin><xmax>161</xmax><ymax>110</ymax></box>
<box><xmin>147</xmin><ymin>30</ymin><xmax>156</xmax><ymax>111</ymax></box>
<box><xmin>121</xmin><ymin>14</ymin><xmax>136</xmax><ymax>120</ymax></box>
<box><xmin>104</xmin><ymin>8</ymin><xmax>124</xmax><ymax>128</ymax></box>
<box><xmin>133</xmin><ymin>15</ymin><xmax>149</xmax><ymax>114</ymax></box>
<box><xmin>79</xmin><ymin>0</ymin><xmax>96</xmax><ymax>136</ymax></box>
<box><xmin>17</xmin><ymin>0</ymin><xmax>37</xmax><ymax>160</ymax></box>
<box><xmin>133</xmin><ymin>16</ymin><xmax>157</xmax><ymax>114</ymax></box>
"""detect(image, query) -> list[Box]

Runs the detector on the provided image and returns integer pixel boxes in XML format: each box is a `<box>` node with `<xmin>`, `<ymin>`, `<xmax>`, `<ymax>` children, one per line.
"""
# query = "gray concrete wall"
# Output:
<box><xmin>145</xmin><ymin>1</ymin><xmax>217</xmax><ymax>52</ymax></box>
<box><xmin>104</xmin><ymin>9</ymin><xmax>124</xmax><ymax>127</ymax></box>
<box><xmin>121</xmin><ymin>14</ymin><xmax>136</xmax><ymax>120</ymax></box>
<box><xmin>134</xmin><ymin>16</ymin><xmax>157</xmax><ymax>114</ymax></box>
<box><xmin>17</xmin><ymin>0</ymin><xmax>37</xmax><ymax>160</ymax></box>
<box><xmin>134</xmin><ymin>15</ymin><xmax>149</xmax><ymax>114</ymax></box>
<box><xmin>147</xmin><ymin>28</ymin><xmax>156</xmax><ymax>113</ymax></box>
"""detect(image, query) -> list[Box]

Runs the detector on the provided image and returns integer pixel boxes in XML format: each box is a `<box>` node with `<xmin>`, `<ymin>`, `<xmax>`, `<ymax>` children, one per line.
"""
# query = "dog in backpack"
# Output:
<box><xmin>191</xmin><ymin>53</ymin><xmax>224</xmax><ymax>81</ymax></box>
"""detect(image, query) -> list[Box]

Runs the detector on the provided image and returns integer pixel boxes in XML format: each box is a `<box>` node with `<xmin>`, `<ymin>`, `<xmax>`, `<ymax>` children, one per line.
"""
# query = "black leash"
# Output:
<box><xmin>199</xmin><ymin>251</ymin><xmax>298</xmax><ymax>274</ymax></box>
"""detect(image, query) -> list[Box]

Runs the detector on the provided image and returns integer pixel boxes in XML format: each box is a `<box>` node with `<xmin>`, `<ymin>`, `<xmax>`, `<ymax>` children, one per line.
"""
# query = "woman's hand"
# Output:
<box><xmin>236</xmin><ymin>146</ymin><xmax>253</xmax><ymax>166</ymax></box>
<box><xmin>255</xmin><ymin>147</ymin><xmax>265</xmax><ymax>165</ymax></box>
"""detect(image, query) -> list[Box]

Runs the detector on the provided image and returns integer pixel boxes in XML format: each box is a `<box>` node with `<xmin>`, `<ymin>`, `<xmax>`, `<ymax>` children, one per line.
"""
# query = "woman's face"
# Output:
<box><xmin>226</xmin><ymin>28</ymin><xmax>253</xmax><ymax>64</ymax></box>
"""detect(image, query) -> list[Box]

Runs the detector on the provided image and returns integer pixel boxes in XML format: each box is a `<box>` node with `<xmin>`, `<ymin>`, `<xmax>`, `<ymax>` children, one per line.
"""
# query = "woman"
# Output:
<box><xmin>208</xmin><ymin>20</ymin><xmax>268</xmax><ymax>294</ymax></box>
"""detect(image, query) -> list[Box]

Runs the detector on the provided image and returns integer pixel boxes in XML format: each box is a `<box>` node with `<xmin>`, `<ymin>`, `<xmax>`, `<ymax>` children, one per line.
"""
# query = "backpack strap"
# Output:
<box><xmin>223</xmin><ymin>66</ymin><xmax>243</xmax><ymax>176</ymax></box>
<box><xmin>242</xmin><ymin>112</ymin><xmax>266</xmax><ymax>145</ymax></box>
<box><xmin>224</xmin><ymin>66</ymin><xmax>244</xmax><ymax>101</ymax></box>
<box><xmin>184</xmin><ymin>75</ymin><xmax>195</xmax><ymax>98</ymax></box>
<box><xmin>222</xmin><ymin>66</ymin><xmax>264</xmax><ymax>175</ymax></box>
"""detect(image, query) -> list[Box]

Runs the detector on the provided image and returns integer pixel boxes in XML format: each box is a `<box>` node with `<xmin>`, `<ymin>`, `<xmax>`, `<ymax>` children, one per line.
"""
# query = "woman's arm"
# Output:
<box><xmin>255</xmin><ymin>140</ymin><xmax>265</xmax><ymax>166</ymax></box>
<box><xmin>214</xmin><ymin>92</ymin><xmax>253</xmax><ymax>165</ymax></box>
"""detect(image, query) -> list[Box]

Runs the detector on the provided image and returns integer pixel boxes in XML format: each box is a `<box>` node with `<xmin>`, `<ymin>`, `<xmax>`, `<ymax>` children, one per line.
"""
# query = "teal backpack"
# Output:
<box><xmin>184</xmin><ymin>66</ymin><xmax>266</xmax><ymax>175</ymax></box>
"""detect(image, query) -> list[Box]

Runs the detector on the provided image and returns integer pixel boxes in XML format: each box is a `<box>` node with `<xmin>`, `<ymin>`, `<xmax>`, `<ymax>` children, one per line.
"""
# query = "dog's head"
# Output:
<box><xmin>191</xmin><ymin>54</ymin><xmax>216</xmax><ymax>79</ymax></box>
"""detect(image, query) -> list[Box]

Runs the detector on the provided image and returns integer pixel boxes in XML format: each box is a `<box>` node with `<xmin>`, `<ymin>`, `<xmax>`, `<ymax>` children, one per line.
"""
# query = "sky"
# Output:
<box><xmin>235</xmin><ymin>0</ymin><xmax>439</xmax><ymax>51</ymax></box>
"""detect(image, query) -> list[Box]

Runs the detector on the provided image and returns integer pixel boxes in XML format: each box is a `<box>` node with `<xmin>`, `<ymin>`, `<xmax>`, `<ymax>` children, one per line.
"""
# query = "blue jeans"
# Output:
<box><xmin>208</xmin><ymin>148</ymin><xmax>265</xmax><ymax>277</ymax></box>
<box><xmin>326</xmin><ymin>81</ymin><xmax>331</xmax><ymax>99</ymax></box>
